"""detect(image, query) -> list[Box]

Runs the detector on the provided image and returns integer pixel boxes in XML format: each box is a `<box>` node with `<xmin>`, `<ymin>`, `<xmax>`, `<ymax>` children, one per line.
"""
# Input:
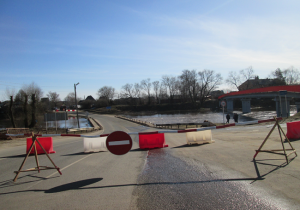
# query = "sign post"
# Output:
<box><xmin>221</xmin><ymin>100</ymin><xmax>226</xmax><ymax>124</ymax></box>
<box><xmin>279</xmin><ymin>90</ymin><xmax>287</xmax><ymax>117</ymax></box>
<box><xmin>106</xmin><ymin>131</ymin><xmax>133</xmax><ymax>155</ymax></box>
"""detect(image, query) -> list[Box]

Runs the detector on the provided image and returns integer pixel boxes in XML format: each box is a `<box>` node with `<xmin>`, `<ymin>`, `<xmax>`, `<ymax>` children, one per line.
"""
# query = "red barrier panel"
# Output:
<box><xmin>258</xmin><ymin>118</ymin><xmax>282</xmax><ymax>123</ymax></box>
<box><xmin>26</xmin><ymin>137</ymin><xmax>56</xmax><ymax>154</ymax></box>
<box><xmin>139</xmin><ymin>133</ymin><xmax>168</xmax><ymax>149</ymax></box>
<box><xmin>286</xmin><ymin>121</ymin><xmax>300</xmax><ymax>140</ymax></box>
<box><xmin>218</xmin><ymin>85</ymin><xmax>300</xmax><ymax>99</ymax></box>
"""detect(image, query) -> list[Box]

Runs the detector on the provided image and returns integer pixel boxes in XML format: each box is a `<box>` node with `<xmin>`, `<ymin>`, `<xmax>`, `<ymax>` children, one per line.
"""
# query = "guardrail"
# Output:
<box><xmin>67</xmin><ymin>127</ymin><xmax>95</xmax><ymax>134</ymax></box>
<box><xmin>156</xmin><ymin>123</ymin><xmax>210</xmax><ymax>129</ymax></box>
<box><xmin>115</xmin><ymin>115</ymin><xmax>213</xmax><ymax>129</ymax></box>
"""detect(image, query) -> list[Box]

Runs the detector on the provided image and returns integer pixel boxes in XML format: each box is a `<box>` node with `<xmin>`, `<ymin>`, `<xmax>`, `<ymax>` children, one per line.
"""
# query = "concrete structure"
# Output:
<box><xmin>296</xmin><ymin>102</ymin><xmax>300</xmax><ymax>113</ymax></box>
<box><xmin>219</xmin><ymin>85</ymin><xmax>300</xmax><ymax>117</ymax></box>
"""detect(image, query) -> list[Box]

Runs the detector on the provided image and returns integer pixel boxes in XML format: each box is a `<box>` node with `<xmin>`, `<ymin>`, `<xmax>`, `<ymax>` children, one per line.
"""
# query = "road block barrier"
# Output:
<box><xmin>286</xmin><ymin>121</ymin><xmax>300</xmax><ymax>140</ymax></box>
<box><xmin>83</xmin><ymin>137</ymin><xmax>108</xmax><ymax>153</ymax></box>
<box><xmin>186</xmin><ymin>130</ymin><xmax>213</xmax><ymax>145</ymax></box>
<box><xmin>139</xmin><ymin>133</ymin><xmax>168</xmax><ymax>149</ymax></box>
<box><xmin>26</xmin><ymin>137</ymin><xmax>56</xmax><ymax>154</ymax></box>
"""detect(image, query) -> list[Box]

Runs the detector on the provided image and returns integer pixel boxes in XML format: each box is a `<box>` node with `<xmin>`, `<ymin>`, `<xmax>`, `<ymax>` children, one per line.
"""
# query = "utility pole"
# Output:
<box><xmin>74</xmin><ymin>83</ymin><xmax>80</xmax><ymax>128</ymax></box>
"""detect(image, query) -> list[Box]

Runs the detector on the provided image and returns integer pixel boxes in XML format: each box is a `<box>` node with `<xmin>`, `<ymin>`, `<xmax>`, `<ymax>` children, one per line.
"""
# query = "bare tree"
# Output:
<box><xmin>283</xmin><ymin>66</ymin><xmax>300</xmax><ymax>85</ymax></box>
<box><xmin>240</xmin><ymin>66</ymin><xmax>254</xmax><ymax>81</ymax></box>
<box><xmin>29</xmin><ymin>94</ymin><xmax>36</xmax><ymax>128</ymax></box>
<box><xmin>162</xmin><ymin>75</ymin><xmax>177</xmax><ymax>102</ymax></box>
<box><xmin>64</xmin><ymin>92</ymin><xmax>76</xmax><ymax>107</ymax></box>
<box><xmin>198</xmin><ymin>70</ymin><xmax>222</xmax><ymax>107</ymax></box>
<box><xmin>12</xmin><ymin>82</ymin><xmax>43</xmax><ymax>128</ymax></box>
<box><xmin>152</xmin><ymin>81</ymin><xmax>160</xmax><ymax>103</ymax></box>
<box><xmin>269</xmin><ymin>68</ymin><xmax>286</xmax><ymax>85</ymax></box>
<box><xmin>4</xmin><ymin>87</ymin><xmax>16</xmax><ymax>101</ymax></box>
<box><xmin>97</xmin><ymin>86</ymin><xmax>115</xmax><ymax>105</ymax></box>
<box><xmin>226</xmin><ymin>71</ymin><xmax>241</xmax><ymax>90</ymax></box>
<box><xmin>24</xmin><ymin>94</ymin><xmax>29</xmax><ymax>127</ymax></box>
<box><xmin>121</xmin><ymin>83</ymin><xmax>134</xmax><ymax>98</ymax></box>
<box><xmin>159</xmin><ymin>83</ymin><xmax>168</xmax><ymax>102</ymax></box>
<box><xmin>179</xmin><ymin>70</ymin><xmax>199</xmax><ymax>103</ymax></box>
<box><xmin>47</xmin><ymin>91</ymin><xmax>60</xmax><ymax>108</ymax></box>
<box><xmin>133</xmin><ymin>83</ymin><xmax>142</xmax><ymax>104</ymax></box>
<box><xmin>226</xmin><ymin>66</ymin><xmax>255</xmax><ymax>90</ymax></box>
<box><xmin>21</xmin><ymin>82</ymin><xmax>43</xmax><ymax>101</ymax></box>
<box><xmin>141</xmin><ymin>78</ymin><xmax>152</xmax><ymax>104</ymax></box>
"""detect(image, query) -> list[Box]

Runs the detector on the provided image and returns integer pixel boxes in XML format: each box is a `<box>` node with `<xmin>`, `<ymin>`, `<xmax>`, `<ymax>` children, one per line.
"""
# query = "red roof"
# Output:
<box><xmin>218</xmin><ymin>85</ymin><xmax>300</xmax><ymax>99</ymax></box>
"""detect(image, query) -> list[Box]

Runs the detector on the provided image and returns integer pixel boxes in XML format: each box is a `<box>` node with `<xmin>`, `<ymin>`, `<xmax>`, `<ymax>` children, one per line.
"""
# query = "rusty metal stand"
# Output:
<box><xmin>253</xmin><ymin>117</ymin><xmax>297</xmax><ymax>164</ymax></box>
<box><xmin>13</xmin><ymin>133</ymin><xmax>62</xmax><ymax>182</ymax></box>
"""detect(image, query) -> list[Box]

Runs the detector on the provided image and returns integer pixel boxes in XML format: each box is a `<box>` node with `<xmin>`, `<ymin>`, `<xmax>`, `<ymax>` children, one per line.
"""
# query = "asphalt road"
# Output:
<box><xmin>0</xmin><ymin>114</ymin><xmax>299</xmax><ymax>209</ymax></box>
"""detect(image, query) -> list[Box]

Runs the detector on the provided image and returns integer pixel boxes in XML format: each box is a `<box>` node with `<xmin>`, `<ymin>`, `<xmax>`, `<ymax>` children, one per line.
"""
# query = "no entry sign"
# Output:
<box><xmin>221</xmin><ymin>100</ymin><xmax>226</xmax><ymax>107</ymax></box>
<box><xmin>106</xmin><ymin>131</ymin><xmax>132</xmax><ymax>155</ymax></box>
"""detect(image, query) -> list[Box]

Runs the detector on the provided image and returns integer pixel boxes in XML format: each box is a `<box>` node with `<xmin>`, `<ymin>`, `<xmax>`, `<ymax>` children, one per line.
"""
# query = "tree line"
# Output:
<box><xmin>97</xmin><ymin>66</ymin><xmax>299</xmax><ymax>106</ymax></box>
<box><xmin>1</xmin><ymin>66</ymin><xmax>299</xmax><ymax>128</ymax></box>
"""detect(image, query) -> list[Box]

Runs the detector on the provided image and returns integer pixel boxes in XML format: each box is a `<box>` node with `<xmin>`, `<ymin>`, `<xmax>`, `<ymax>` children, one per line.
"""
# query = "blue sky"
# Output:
<box><xmin>1</xmin><ymin>0</ymin><xmax>300</xmax><ymax>101</ymax></box>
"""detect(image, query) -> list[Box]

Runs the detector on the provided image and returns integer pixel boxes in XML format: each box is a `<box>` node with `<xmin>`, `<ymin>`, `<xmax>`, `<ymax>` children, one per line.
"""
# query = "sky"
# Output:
<box><xmin>1</xmin><ymin>0</ymin><xmax>300</xmax><ymax>101</ymax></box>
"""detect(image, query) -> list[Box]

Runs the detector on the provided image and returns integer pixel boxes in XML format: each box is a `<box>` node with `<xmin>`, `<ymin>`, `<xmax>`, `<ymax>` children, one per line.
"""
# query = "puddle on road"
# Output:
<box><xmin>133</xmin><ymin>148</ymin><xmax>295</xmax><ymax>210</ymax></box>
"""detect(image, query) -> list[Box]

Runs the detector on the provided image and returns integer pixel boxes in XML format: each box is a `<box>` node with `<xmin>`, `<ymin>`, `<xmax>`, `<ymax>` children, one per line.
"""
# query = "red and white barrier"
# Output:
<box><xmin>26</xmin><ymin>137</ymin><xmax>56</xmax><ymax>154</ymax></box>
<box><xmin>53</xmin><ymin>109</ymin><xmax>76</xmax><ymax>112</ymax></box>
<box><xmin>186</xmin><ymin>130</ymin><xmax>213</xmax><ymax>145</ymax></box>
<box><xmin>83</xmin><ymin>136</ymin><xmax>108</xmax><ymax>152</ymax></box>
<box><xmin>139</xmin><ymin>133</ymin><xmax>168</xmax><ymax>149</ymax></box>
<box><xmin>286</xmin><ymin>121</ymin><xmax>300</xmax><ymax>140</ymax></box>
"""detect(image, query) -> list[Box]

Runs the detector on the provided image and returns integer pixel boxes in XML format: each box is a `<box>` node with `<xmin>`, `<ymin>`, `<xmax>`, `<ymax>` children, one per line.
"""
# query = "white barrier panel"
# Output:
<box><xmin>186</xmin><ymin>130</ymin><xmax>213</xmax><ymax>145</ymax></box>
<box><xmin>83</xmin><ymin>137</ymin><xmax>108</xmax><ymax>153</ymax></box>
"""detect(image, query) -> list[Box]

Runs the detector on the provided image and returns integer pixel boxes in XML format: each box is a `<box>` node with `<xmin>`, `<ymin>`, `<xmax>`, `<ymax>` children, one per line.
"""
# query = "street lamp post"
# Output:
<box><xmin>74</xmin><ymin>83</ymin><xmax>80</xmax><ymax>128</ymax></box>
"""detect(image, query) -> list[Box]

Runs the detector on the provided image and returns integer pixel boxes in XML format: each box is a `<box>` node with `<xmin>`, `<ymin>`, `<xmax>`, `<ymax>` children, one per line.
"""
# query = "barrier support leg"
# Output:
<box><xmin>34</xmin><ymin>143</ymin><xmax>40</xmax><ymax>173</ymax></box>
<box><xmin>13</xmin><ymin>133</ymin><xmax>37</xmax><ymax>182</ymax></box>
<box><xmin>13</xmin><ymin>133</ymin><xmax>62</xmax><ymax>182</ymax></box>
<box><xmin>253</xmin><ymin>117</ymin><xmax>297</xmax><ymax>164</ymax></box>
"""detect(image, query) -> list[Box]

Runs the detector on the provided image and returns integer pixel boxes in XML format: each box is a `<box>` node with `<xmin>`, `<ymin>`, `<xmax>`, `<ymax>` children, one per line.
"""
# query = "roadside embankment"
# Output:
<box><xmin>0</xmin><ymin>116</ymin><xmax>103</xmax><ymax>140</ymax></box>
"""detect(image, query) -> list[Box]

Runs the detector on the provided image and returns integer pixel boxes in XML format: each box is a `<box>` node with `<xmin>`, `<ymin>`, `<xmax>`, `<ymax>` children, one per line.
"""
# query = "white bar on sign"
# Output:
<box><xmin>108</xmin><ymin>140</ymin><xmax>130</xmax><ymax>146</ymax></box>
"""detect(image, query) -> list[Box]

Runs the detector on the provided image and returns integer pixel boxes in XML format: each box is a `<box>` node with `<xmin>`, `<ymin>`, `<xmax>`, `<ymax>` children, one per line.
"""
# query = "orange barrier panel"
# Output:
<box><xmin>139</xmin><ymin>133</ymin><xmax>168</xmax><ymax>149</ymax></box>
<box><xmin>26</xmin><ymin>137</ymin><xmax>56</xmax><ymax>154</ymax></box>
<box><xmin>286</xmin><ymin>121</ymin><xmax>300</xmax><ymax>140</ymax></box>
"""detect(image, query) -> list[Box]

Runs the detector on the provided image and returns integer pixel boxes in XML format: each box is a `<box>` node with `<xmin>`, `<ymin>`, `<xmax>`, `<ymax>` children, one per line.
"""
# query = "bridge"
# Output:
<box><xmin>218</xmin><ymin>85</ymin><xmax>300</xmax><ymax>117</ymax></box>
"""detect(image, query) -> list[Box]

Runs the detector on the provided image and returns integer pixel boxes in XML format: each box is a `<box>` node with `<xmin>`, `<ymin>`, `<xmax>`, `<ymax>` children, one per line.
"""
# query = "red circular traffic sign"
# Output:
<box><xmin>221</xmin><ymin>100</ymin><xmax>226</xmax><ymax>107</ymax></box>
<box><xmin>106</xmin><ymin>131</ymin><xmax>132</xmax><ymax>155</ymax></box>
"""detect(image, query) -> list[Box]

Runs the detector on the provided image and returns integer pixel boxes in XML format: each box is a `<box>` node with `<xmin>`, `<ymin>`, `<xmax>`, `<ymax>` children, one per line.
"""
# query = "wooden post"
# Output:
<box><xmin>253</xmin><ymin>117</ymin><xmax>297</xmax><ymax>164</ymax></box>
<box><xmin>13</xmin><ymin>132</ymin><xmax>62</xmax><ymax>182</ymax></box>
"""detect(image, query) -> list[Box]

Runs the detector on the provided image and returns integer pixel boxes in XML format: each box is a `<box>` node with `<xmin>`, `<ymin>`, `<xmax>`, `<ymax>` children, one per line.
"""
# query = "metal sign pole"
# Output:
<box><xmin>55</xmin><ymin>111</ymin><xmax>57</xmax><ymax>133</ymax></box>
<box><xmin>65</xmin><ymin>110</ymin><xmax>67</xmax><ymax>130</ymax></box>
<box><xmin>223</xmin><ymin>106</ymin><xmax>225</xmax><ymax>124</ymax></box>
<box><xmin>46</xmin><ymin>114</ymin><xmax>47</xmax><ymax>133</ymax></box>
<box><xmin>221</xmin><ymin>100</ymin><xmax>226</xmax><ymax>124</ymax></box>
<box><xmin>285</xmin><ymin>95</ymin><xmax>288</xmax><ymax>117</ymax></box>
<box><xmin>279</xmin><ymin>95</ymin><xmax>282</xmax><ymax>117</ymax></box>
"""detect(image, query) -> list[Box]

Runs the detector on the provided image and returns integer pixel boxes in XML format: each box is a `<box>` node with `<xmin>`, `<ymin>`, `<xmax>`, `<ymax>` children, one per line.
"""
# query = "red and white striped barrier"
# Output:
<box><xmin>5</xmin><ymin>117</ymin><xmax>283</xmax><ymax>138</ymax></box>
<box><xmin>53</xmin><ymin>109</ymin><xmax>77</xmax><ymax>112</ymax></box>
